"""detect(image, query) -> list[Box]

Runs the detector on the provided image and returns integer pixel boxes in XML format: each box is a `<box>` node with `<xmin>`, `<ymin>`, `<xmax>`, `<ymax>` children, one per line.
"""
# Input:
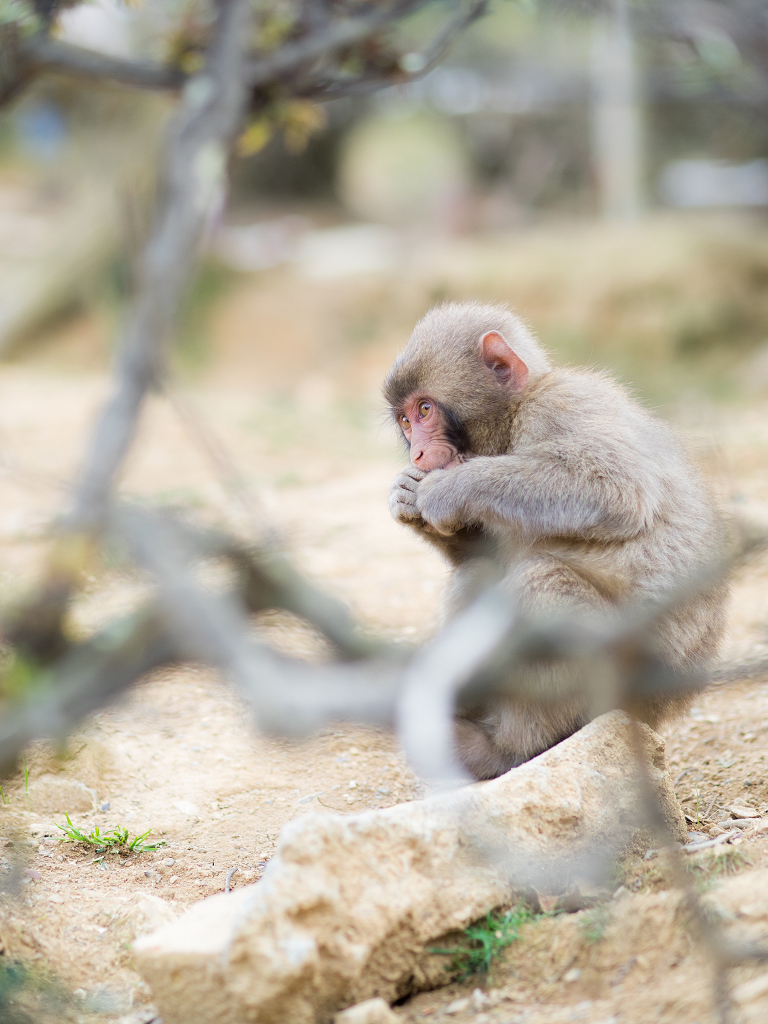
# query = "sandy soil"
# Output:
<box><xmin>0</xmin><ymin>259</ymin><xmax>767</xmax><ymax>1024</ymax></box>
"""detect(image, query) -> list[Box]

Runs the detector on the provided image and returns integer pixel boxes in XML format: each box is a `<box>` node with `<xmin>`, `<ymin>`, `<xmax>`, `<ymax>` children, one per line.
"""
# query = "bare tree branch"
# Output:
<box><xmin>0</xmin><ymin>0</ymin><xmax>476</xmax><ymax>107</ymax></box>
<box><xmin>65</xmin><ymin>0</ymin><xmax>254</xmax><ymax>533</ymax></box>
<box><xmin>22</xmin><ymin>34</ymin><xmax>185</xmax><ymax>91</ymax></box>
<box><xmin>297</xmin><ymin>0</ymin><xmax>488</xmax><ymax>100</ymax></box>
<box><xmin>244</xmin><ymin>0</ymin><xmax>431</xmax><ymax>88</ymax></box>
<box><xmin>0</xmin><ymin>602</ymin><xmax>178</xmax><ymax>777</ymax></box>
<box><xmin>115</xmin><ymin>506</ymin><xmax>400</xmax><ymax>737</ymax></box>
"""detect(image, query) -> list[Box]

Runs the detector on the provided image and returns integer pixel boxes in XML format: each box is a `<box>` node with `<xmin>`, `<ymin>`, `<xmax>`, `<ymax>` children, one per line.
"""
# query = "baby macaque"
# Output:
<box><xmin>385</xmin><ymin>301</ymin><xmax>726</xmax><ymax>780</ymax></box>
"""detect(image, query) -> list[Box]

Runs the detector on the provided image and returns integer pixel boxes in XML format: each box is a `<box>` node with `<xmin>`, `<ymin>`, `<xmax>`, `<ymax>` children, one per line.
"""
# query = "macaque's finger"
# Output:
<box><xmin>393</xmin><ymin>467</ymin><xmax>425</xmax><ymax>492</ymax></box>
<box><xmin>389</xmin><ymin>487</ymin><xmax>421</xmax><ymax>523</ymax></box>
<box><xmin>392</xmin><ymin>505</ymin><xmax>422</xmax><ymax>524</ymax></box>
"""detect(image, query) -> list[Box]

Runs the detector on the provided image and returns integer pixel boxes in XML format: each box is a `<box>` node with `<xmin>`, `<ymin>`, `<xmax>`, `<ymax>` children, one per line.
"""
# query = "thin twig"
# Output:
<box><xmin>162</xmin><ymin>382</ymin><xmax>274</xmax><ymax>544</ymax></box>
<box><xmin>0</xmin><ymin>602</ymin><xmax>178</xmax><ymax>777</ymax></box>
<box><xmin>23</xmin><ymin>35</ymin><xmax>185</xmax><ymax>91</ymax></box>
<box><xmin>65</xmin><ymin>0</ymin><xmax>254</xmax><ymax>532</ymax></box>
<box><xmin>244</xmin><ymin>0</ymin><xmax>430</xmax><ymax>88</ymax></box>
<box><xmin>703</xmin><ymin>794</ymin><xmax>719</xmax><ymax>821</ymax></box>
<box><xmin>298</xmin><ymin>0</ymin><xmax>488</xmax><ymax>99</ymax></box>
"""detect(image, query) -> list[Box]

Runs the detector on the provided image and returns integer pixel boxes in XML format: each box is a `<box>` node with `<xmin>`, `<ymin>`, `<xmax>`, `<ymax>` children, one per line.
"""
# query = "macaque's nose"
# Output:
<box><xmin>412</xmin><ymin>448</ymin><xmax>425</xmax><ymax>465</ymax></box>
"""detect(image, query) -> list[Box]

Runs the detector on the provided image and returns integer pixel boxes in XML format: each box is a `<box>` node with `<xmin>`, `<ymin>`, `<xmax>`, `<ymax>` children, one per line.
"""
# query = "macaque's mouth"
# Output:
<box><xmin>419</xmin><ymin>452</ymin><xmax>461</xmax><ymax>472</ymax></box>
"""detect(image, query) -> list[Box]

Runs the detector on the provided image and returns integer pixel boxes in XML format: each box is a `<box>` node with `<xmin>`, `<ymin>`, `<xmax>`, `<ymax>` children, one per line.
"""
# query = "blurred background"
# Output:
<box><xmin>1</xmin><ymin>0</ymin><xmax>768</xmax><ymax>502</ymax></box>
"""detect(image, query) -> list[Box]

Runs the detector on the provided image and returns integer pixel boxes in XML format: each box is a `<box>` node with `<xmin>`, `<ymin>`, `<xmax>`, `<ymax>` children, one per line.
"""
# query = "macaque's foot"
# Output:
<box><xmin>454</xmin><ymin>718</ymin><xmax>515</xmax><ymax>780</ymax></box>
<box><xmin>389</xmin><ymin>465</ymin><xmax>426</xmax><ymax>525</ymax></box>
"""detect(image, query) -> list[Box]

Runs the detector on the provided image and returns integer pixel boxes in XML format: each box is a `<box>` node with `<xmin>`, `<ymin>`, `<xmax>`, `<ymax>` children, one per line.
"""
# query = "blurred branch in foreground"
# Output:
<box><xmin>1</xmin><ymin>503</ymin><xmax>765</xmax><ymax>779</ymax></box>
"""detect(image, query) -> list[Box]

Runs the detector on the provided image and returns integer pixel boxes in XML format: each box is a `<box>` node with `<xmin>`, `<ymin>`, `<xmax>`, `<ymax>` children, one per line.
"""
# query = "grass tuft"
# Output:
<box><xmin>579</xmin><ymin>904</ymin><xmax>610</xmax><ymax>944</ymax></box>
<box><xmin>430</xmin><ymin>904</ymin><xmax>532</xmax><ymax>979</ymax></box>
<box><xmin>55</xmin><ymin>814</ymin><xmax>166</xmax><ymax>853</ymax></box>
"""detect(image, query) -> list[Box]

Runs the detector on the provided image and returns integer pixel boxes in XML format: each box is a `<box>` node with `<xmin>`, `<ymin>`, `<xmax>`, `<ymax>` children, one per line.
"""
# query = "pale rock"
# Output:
<box><xmin>471</xmin><ymin>988</ymin><xmax>490</xmax><ymax>1009</ymax></box>
<box><xmin>333</xmin><ymin>997</ymin><xmax>399</xmax><ymax>1024</ymax></box>
<box><xmin>740</xmin><ymin>817</ymin><xmax>768</xmax><ymax>838</ymax></box>
<box><xmin>733</xmin><ymin>971</ymin><xmax>768</xmax><ymax>1004</ymax></box>
<box><xmin>444</xmin><ymin>997</ymin><xmax>470</xmax><ymax>1014</ymax></box>
<box><xmin>173</xmin><ymin>800</ymin><xmax>198</xmax><ymax>817</ymax></box>
<box><xmin>725</xmin><ymin>803</ymin><xmax>760</xmax><ymax>819</ymax></box>
<box><xmin>23</xmin><ymin>735</ymin><xmax>113</xmax><ymax>792</ymax></box>
<box><xmin>134</xmin><ymin>712</ymin><xmax>684</xmax><ymax>1024</ymax></box>
<box><xmin>115</xmin><ymin>893</ymin><xmax>179</xmax><ymax>940</ymax></box>
<box><xmin>27</xmin><ymin>777</ymin><xmax>96</xmax><ymax>814</ymax></box>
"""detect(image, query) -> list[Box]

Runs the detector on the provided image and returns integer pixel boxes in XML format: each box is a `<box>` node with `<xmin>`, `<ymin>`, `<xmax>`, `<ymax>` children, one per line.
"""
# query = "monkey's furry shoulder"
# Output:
<box><xmin>508</xmin><ymin>365</ymin><xmax>707</xmax><ymax>537</ymax></box>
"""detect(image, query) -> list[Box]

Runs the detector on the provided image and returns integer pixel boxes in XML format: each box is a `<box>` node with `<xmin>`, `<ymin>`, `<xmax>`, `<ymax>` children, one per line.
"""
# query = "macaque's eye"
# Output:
<box><xmin>418</xmin><ymin>401</ymin><xmax>431</xmax><ymax>418</ymax></box>
<box><xmin>400</xmin><ymin>415</ymin><xmax>411</xmax><ymax>429</ymax></box>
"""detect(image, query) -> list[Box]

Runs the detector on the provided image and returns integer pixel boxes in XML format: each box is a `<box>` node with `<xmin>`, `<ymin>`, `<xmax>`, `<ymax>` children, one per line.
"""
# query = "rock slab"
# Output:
<box><xmin>334</xmin><ymin>998</ymin><xmax>401</xmax><ymax>1024</ymax></box>
<box><xmin>134</xmin><ymin>711</ymin><xmax>684</xmax><ymax>1024</ymax></box>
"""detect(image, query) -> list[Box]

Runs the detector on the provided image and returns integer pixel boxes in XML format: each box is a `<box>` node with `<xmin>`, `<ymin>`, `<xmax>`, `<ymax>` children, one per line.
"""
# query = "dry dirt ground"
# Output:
<box><xmin>0</xmin><ymin>240</ymin><xmax>767</xmax><ymax>1024</ymax></box>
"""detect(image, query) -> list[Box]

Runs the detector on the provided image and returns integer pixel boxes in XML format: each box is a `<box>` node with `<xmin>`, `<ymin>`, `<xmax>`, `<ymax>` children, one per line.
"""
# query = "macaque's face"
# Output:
<box><xmin>396</xmin><ymin>394</ymin><xmax>461</xmax><ymax>471</ymax></box>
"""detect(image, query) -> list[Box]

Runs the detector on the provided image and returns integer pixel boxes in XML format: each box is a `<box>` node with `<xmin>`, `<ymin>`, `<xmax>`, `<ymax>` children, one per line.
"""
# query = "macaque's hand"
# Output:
<box><xmin>389</xmin><ymin>465</ymin><xmax>427</xmax><ymax>525</ymax></box>
<box><xmin>415</xmin><ymin>466</ymin><xmax>467</xmax><ymax>536</ymax></box>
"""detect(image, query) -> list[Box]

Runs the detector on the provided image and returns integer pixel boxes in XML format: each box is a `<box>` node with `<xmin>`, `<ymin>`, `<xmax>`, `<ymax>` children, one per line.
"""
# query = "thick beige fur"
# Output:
<box><xmin>385</xmin><ymin>301</ymin><xmax>727</xmax><ymax>780</ymax></box>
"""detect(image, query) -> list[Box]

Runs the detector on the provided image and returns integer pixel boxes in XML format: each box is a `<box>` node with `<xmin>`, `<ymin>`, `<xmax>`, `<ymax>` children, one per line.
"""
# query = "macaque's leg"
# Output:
<box><xmin>455</xmin><ymin>555</ymin><xmax>609</xmax><ymax>779</ymax></box>
<box><xmin>453</xmin><ymin>718</ymin><xmax>518</xmax><ymax>781</ymax></box>
<box><xmin>506</xmin><ymin>554</ymin><xmax>612</xmax><ymax>617</ymax></box>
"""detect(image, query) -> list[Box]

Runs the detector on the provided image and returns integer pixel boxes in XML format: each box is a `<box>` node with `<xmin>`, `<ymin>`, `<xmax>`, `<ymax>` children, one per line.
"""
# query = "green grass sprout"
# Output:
<box><xmin>579</xmin><ymin>904</ymin><xmax>610</xmax><ymax>943</ymax></box>
<box><xmin>55</xmin><ymin>814</ymin><xmax>166</xmax><ymax>853</ymax></box>
<box><xmin>430</xmin><ymin>904</ymin><xmax>532</xmax><ymax>979</ymax></box>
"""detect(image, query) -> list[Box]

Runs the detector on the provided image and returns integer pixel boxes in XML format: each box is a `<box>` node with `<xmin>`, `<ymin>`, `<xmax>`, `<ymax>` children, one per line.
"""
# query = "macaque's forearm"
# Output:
<box><xmin>443</xmin><ymin>455</ymin><xmax>653</xmax><ymax>541</ymax></box>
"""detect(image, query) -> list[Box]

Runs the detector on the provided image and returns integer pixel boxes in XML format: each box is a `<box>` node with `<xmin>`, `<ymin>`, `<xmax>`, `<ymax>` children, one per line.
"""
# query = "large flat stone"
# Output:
<box><xmin>134</xmin><ymin>711</ymin><xmax>684</xmax><ymax>1024</ymax></box>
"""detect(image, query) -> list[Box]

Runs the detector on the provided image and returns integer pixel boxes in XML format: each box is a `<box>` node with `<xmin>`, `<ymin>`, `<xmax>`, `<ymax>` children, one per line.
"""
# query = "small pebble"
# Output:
<box><xmin>164</xmin><ymin>859</ymin><xmax>175</xmax><ymax>867</ymax></box>
<box><xmin>100</xmin><ymin>802</ymin><xmax>111</xmax><ymax>812</ymax></box>
<box><xmin>169</xmin><ymin>875</ymin><xmax>179</xmax><ymax>884</ymax></box>
<box><xmin>444</xmin><ymin>997</ymin><xmax>469</xmax><ymax>1015</ymax></box>
<box><xmin>563</xmin><ymin>968</ymin><xmax>582</xmax><ymax>982</ymax></box>
<box><xmin>25</xmin><ymin>868</ymin><xmax>41</xmax><ymax>880</ymax></box>
<box><xmin>472</xmin><ymin>988</ymin><xmax>490</xmax><ymax>1009</ymax></box>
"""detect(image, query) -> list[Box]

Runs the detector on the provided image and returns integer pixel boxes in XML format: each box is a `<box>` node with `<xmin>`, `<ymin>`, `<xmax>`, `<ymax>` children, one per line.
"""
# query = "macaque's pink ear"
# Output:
<box><xmin>480</xmin><ymin>332</ymin><xmax>529</xmax><ymax>394</ymax></box>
